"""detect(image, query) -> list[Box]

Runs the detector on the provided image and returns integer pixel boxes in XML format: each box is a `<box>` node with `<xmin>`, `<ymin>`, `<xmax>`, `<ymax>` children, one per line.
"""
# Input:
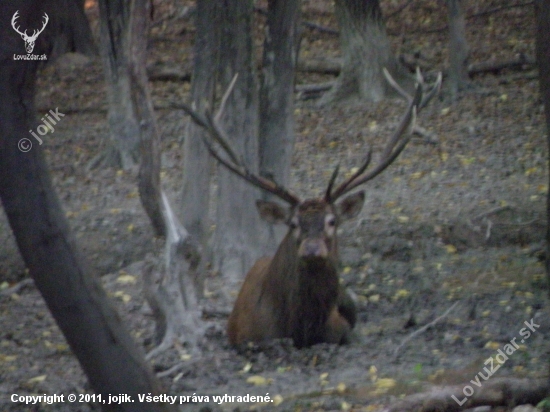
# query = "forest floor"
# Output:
<box><xmin>1</xmin><ymin>0</ymin><xmax>549</xmax><ymax>411</ymax></box>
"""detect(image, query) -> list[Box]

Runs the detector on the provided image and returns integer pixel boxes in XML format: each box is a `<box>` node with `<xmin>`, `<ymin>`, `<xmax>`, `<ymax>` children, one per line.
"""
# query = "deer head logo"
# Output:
<box><xmin>11</xmin><ymin>11</ymin><xmax>49</xmax><ymax>54</ymax></box>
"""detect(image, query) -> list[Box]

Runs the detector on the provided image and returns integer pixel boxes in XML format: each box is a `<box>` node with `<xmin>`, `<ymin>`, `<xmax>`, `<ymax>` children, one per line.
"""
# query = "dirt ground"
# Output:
<box><xmin>1</xmin><ymin>0</ymin><xmax>549</xmax><ymax>411</ymax></box>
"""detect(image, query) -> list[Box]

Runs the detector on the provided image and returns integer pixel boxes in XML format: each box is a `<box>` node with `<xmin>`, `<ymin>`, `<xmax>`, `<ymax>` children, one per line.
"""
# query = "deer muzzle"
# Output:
<box><xmin>298</xmin><ymin>238</ymin><xmax>329</xmax><ymax>258</ymax></box>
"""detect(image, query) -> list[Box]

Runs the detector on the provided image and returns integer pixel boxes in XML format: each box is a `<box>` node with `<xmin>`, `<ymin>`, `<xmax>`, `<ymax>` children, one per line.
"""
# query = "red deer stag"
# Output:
<box><xmin>182</xmin><ymin>69</ymin><xmax>441</xmax><ymax>348</ymax></box>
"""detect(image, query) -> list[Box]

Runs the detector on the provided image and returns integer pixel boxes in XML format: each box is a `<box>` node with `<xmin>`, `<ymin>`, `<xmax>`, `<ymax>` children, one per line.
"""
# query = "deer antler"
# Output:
<box><xmin>179</xmin><ymin>74</ymin><xmax>301</xmax><ymax>207</ymax></box>
<box><xmin>326</xmin><ymin>68</ymin><xmax>442</xmax><ymax>202</ymax></box>
<box><xmin>11</xmin><ymin>11</ymin><xmax>25</xmax><ymax>37</ymax></box>
<box><xmin>11</xmin><ymin>11</ymin><xmax>49</xmax><ymax>40</ymax></box>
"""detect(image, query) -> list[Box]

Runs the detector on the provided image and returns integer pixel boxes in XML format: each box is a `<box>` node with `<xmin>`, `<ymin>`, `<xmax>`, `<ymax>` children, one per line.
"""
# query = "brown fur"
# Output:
<box><xmin>227</xmin><ymin>196</ymin><xmax>361</xmax><ymax>348</ymax></box>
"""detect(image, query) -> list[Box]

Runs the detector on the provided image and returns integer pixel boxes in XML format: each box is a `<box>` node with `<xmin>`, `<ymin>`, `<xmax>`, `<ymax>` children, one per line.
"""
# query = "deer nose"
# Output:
<box><xmin>298</xmin><ymin>238</ymin><xmax>328</xmax><ymax>258</ymax></box>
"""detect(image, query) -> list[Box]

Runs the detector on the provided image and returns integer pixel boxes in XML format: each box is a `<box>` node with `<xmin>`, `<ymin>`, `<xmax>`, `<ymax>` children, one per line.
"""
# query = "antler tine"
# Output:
<box><xmin>326</xmin><ymin>148</ymin><xmax>372</xmax><ymax>201</ymax></box>
<box><xmin>181</xmin><ymin>74</ymin><xmax>301</xmax><ymax>207</ymax></box>
<box><xmin>328</xmin><ymin>68</ymin><xmax>441</xmax><ymax>201</ymax></box>
<box><xmin>324</xmin><ymin>164</ymin><xmax>340</xmax><ymax>201</ymax></box>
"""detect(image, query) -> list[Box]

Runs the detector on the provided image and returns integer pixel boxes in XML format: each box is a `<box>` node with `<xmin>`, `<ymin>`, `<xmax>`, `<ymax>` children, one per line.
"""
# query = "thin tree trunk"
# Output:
<box><xmin>0</xmin><ymin>2</ymin><xmax>174</xmax><ymax>410</ymax></box>
<box><xmin>535</xmin><ymin>0</ymin><xmax>550</xmax><ymax>300</ymax></box>
<box><xmin>128</xmin><ymin>0</ymin><xmax>165</xmax><ymax>237</ymax></box>
<box><xmin>447</xmin><ymin>0</ymin><xmax>470</xmax><ymax>99</ymax></box>
<box><xmin>128</xmin><ymin>0</ymin><xmax>204</xmax><ymax>354</ymax></box>
<box><xmin>321</xmin><ymin>0</ymin><xmax>412</xmax><ymax>104</ymax></box>
<box><xmin>98</xmin><ymin>0</ymin><xmax>141</xmax><ymax>169</ymax></box>
<box><xmin>181</xmin><ymin>0</ymin><xmax>220</xmax><ymax>258</ymax></box>
<box><xmin>259</xmin><ymin>0</ymin><xmax>300</xmax><ymax>248</ymax></box>
<box><xmin>214</xmin><ymin>0</ymin><xmax>264</xmax><ymax>287</ymax></box>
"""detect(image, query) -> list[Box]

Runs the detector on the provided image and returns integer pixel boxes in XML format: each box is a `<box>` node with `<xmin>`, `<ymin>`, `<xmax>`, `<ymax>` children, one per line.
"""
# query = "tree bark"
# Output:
<box><xmin>258</xmin><ymin>0</ymin><xmax>300</xmax><ymax>248</ymax></box>
<box><xmin>535</xmin><ymin>0</ymin><xmax>550</xmax><ymax>301</ymax></box>
<box><xmin>128</xmin><ymin>0</ymin><xmax>165</xmax><ymax>237</ymax></box>
<box><xmin>447</xmin><ymin>0</ymin><xmax>470</xmax><ymax>99</ymax></box>
<box><xmin>214</xmin><ymin>0</ymin><xmax>265</xmax><ymax>287</ymax></box>
<box><xmin>180</xmin><ymin>0</ymin><xmax>220</xmax><ymax>256</ymax></box>
<box><xmin>98</xmin><ymin>0</ymin><xmax>141</xmax><ymax>169</ymax></box>
<box><xmin>321</xmin><ymin>0</ymin><xmax>413</xmax><ymax>104</ymax></box>
<box><xmin>259</xmin><ymin>0</ymin><xmax>299</xmax><ymax>188</ymax></box>
<box><xmin>0</xmin><ymin>2</ymin><xmax>175</xmax><ymax>410</ymax></box>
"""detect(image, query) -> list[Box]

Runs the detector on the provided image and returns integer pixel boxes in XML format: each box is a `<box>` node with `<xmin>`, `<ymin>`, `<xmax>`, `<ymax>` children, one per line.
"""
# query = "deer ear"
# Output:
<box><xmin>256</xmin><ymin>200</ymin><xmax>289</xmax><ymax>225</ymax></box>
<box><xmin>336</xmin><ymin>191</ymin><xmax>365</xmax><ymax>221</ymax></box>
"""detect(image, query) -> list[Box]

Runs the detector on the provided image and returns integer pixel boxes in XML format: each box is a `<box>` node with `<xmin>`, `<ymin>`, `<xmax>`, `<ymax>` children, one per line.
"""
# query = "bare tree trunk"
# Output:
<box><xmin>214</xmin><ymin>0</ymin><xmax>264</xmax><ymax>288</ymax></box>
<box><xmin>447</xmin><ymin>0</ymin><xmax>470</xmax><ymax>99</ymax></box>
<box><xmin>535</xmin><ymin>0</ymin><xmax>550</xmax><ymax>301</ymax></box>
<box><xmin>259</xmin><ymin>0</ymin><xmax>299</xmax><ymax>188</ymax></box>
<box><xmin>259</xmin><ymin>0</ymin><xmax>300</xmax><ymax>248</ymax></box>
<box><xmin>128</xmin><ymin>0</ymin><xmax>165</xmax><ymax>237</ymax></box>
<box><xmin>321</xmin><ymin>0</ymin><xmax>413</xmax><ymax>104</ymax></box>
<box><xmin>181</xmin><ymin>0</ymin><xmax>220</xmax><ymax>258</ymax></box>
<box><xmin>97</xmin><ymin>0</ymin><xmax>141</xmax><ymax>169</ymax></box>
<box><xmin>0</xmin><ymin>2</ymin><xmax>175</xmax><ymax>410</ymax></box>
<box><xmin>127</xmin><ymin>0</ymin><xmax>204</xmax><ymax>355</ymax></box>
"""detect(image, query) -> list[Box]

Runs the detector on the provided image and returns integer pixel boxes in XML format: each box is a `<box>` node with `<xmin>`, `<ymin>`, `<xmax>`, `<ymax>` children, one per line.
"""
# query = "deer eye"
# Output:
<box><xmin>289</xmin><ymin>218</ymin><xmax>299</xmax><ymax>229</ymax></box>
<box><xmin>326</xmin><ymin>215</ymin><xmax>336</xmax><ymax>227</ymax></box>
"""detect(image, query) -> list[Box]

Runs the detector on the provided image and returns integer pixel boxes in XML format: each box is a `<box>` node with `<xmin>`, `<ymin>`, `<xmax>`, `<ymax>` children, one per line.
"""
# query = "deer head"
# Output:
<box><xmin>12</xmin><ymin>11</ymin><xmax>49</xmax><ymax>54</ymax></box>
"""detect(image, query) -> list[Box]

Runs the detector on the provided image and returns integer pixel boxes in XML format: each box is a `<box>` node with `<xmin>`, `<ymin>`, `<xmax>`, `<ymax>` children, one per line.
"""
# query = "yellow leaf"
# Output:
<box><xmin>500</xmin><ymin>94</ymin><xmax>508</xmax><ymax>101</ymax></box>
<box><xmin>537</xmin><ymin>184</ymin><xmax>548</xmax><ymax>194</ymax></box>
<box><xmin>397</xmin><ymin>215</ymin><xmax>409</xmax><ymax>223</ymax></box>
<box><xmin>341</xmin><ymin>401</ymin><xmax>351</xmax><ymax>410</ymax></box>
<box><xmin>342</xmin><ymin>267</ymin><xmax>351</xmax><ymax>275</ymax></box>
<box><xmin>369</xmin><ymin>121</ymin><xmax>378</xmax><ymax>131</ymax></box>
<box><xmin>320</xmin><ymin>372</ymin><xmax>329</xmax><ymax>380</ymax></box>
<box><xmin>410</xmin><ymin>172</ymin><xmax>423</xmax><ymax>180</ymax></box>
<box><xmin>445</xmin><ymin>245</ymin><xmax>457</xmax><ymax>254</ymax></box>
<box><xmin>329</xmin><ymin>141</ymin><xmax>337</xmax><ymax>149</ymax></box>
<box><xmin>116</xmin><ymin>170</ymin><xmax>124</xmax><ymax>176</ymax></box>
<box><xmin>440</xmin><ymin>152</ymin><xmax>449</xmax><ymax>162</ymax></box>
<box><xmin>369</xmin><ymin>294</ymin><xmax>380</xmax><ymax>303</ymax></box>
<box><xmin>0</xmin><ymin>354</ymin><xmax>17</xmax><ymax>362</ymax></box>
<box><xmin>273</xmin><ymin>395</ymin><xmax>284</xmax><ymax>406</ymax></box>
<box><xmin>27</xmin><ymin>375</ymin><xmax>47</xmax><ymax>384</ymax></box>
<box><xmin>246</xmin><ymin>375</ymin><xmax>269</xmax><ymax>386</ymax></box>
<box><xmin>127</xmin><ymin>223</ymin><xmax>135</xmax><ymax>232</ymax></box>
<box><xmin>441</xmin><ymin>107</ymin><xmax>450</xmax><ymax>116</ymax></box>
<box><xmin>336</xmin><ymin>382</ymin><xmax>346</xmax><ymax>394</ymax></box>
<box><xmin>110</xmin><ymin>208</ymin><xmax>121</xmax><ymax>214</ymax></box>
<box><xmin>525</xmin><ymin>167</ymin><xmax>538</xmax><ymax>176</ymax></box>
<box><xmin>0</xmin><ymin>281</ymin><xmax>8</xmax><ymax>291</ymax></box>
<box><xmin>369</xmin><ymin>365</ymin><xmax>377</xmax><ymax>376</ymax></box>
<box><xmin>482</xmin><ymin>310</ymin><xmax>491</xmax><ymax>317</ymax></box>
<box><xmin>242</xmin><ymin>363</ymin><xmax>252</xmax><ymax>373</ymax></box>
<box><xmin>484</xmin><ymin>341</ymin><xmax>500</xmax><ymax>350</ymax></box>
<box><xmin>117</xmin><ymin>273</ymin><xmax>137</xmax><ymax>284</ymax></box>
<box><xmin>113</xmin><ymin>291</ymin><xmax>131</xmax><ymax>303</ymax></box>
<box><xmin>394</xmin><ymin>289</ymin><xmax>410</xmax><ymax>299</ymax></box>
<box><xmin>374</xmin><ymin>378</ymin><xmax>396</xmax><ymax>392</ymax></box>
